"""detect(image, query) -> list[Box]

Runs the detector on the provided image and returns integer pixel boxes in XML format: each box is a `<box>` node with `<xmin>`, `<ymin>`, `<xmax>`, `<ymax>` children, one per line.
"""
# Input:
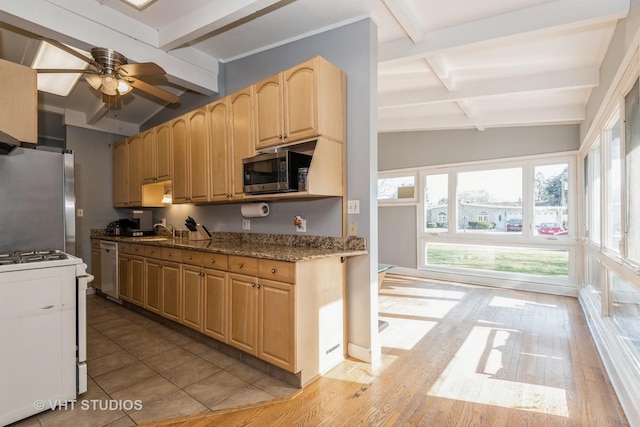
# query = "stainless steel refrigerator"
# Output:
<box><xmin>0</xmin><ymin>146</ymin><xmax>75</xmax><ymax>254</ymax></box>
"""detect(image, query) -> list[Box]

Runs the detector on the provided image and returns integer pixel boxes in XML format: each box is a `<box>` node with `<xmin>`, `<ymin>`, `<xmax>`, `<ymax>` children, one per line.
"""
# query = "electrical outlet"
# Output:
<box><xmin>349</xmin><ymin>221</ymin><xmax>358</xmax><ymax>236</ymax></box>
<box><xmin>243</xmin><ymin>219</ymin><xmax>251</xmax><ymax>230</ymax></box>
<box><xmin>296</xmin><ymin>219</ymin><xmax>307</xmax><ymax>232</ymax></box>
<box><xmin>348</xmin><ymin>200</ymin><xmax>360</xmax><ymax>214</ymax></box>
<box><xmin>77</xmin><ymin>208</ymin><xmax>83</xmax><ymax>217</ymax></box>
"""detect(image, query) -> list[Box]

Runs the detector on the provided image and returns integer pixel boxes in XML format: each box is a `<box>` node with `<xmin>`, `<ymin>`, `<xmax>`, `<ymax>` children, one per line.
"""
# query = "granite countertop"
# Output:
<box><xmin>91</xmin><ymin>230</ymin><xmax>367</xmax><ymax>262</ymax></box>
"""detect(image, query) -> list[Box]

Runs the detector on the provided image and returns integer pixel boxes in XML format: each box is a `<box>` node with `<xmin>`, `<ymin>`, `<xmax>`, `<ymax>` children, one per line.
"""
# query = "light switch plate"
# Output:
<box><xmin>348</xmin><ymin>200</ymin><xmax>360</xmax><ymax>214</ymax></box>
<box><xmin>77</xmin><ymin>208</ymin><xmax>84</xmax><ymax>217</ymax></box>
<box><xmin>349</xmin><ymin>221</ymin><xmax>358</xmax><ymax>236</ymax></box>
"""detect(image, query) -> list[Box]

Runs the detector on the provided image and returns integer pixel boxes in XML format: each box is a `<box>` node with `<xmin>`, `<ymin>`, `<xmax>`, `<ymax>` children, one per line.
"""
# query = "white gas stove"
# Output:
<box><xmin>0</xmin><ymin>249</ymin><xmax>93</xmax><ymax>425</ymax></box>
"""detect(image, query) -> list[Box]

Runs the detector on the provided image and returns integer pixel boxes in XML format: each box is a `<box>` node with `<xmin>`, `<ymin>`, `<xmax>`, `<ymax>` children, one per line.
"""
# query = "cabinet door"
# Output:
<box><xmin>254</xmin><ymin>74</ymin><xmax>284</xmax><ymax>149</ymax></box>
<box><xmin>203</xmin><ymin>268</ymin><xmax>228</xmax><ymax>342</ymax></box>
<box><xmin>126</xmin><ymin>135</ymin><xmax>142</xmax><ymax>206</ymax></box>
<box><xmin>228</xmin><ymin>273</ymin><xmax>258</xmax><ymax>355</ymax></box>
<box><xmin>90</xmin><ymin>249</ymin><xmax>101</xmax><ymax>290</ymax></box>
<box><xmin>284</xmin><ymin>59</ymin><xmax>317</xmax><ymax>142</ymax></box>
<box><xmin>130</xmin><ymin>256</ymin><xmax>145</xmax><ymax>306</ymax></box>
<box><xmin>117</xmin><ymin>254</ymin><xmax>131</xmax><ymax>301</ymax></box>
<box><xmin>155</xmin><ymin>123</ymin><xmax>172</xmax><ymax>182</ymax></box>
<box><xmin>229</xmin><ymin>88</ymin><xmax>254</xmax><ymax>199</ymax></box>
<box><xmin>171</xmin><ymin>116</ymin><xmax>189</xmax><ymax>203</ymax></box>
<box><xmin>145</xmin><ymin>259</ymin><xmax>162</xmax><ymax>314</ymax></box>
<box><xmin>161</xmin><ymin>261</ymin><xmax>181</xmax><ymax>322</ymax></box>
<box><xmin>187</xmin><ymin>108</ymin><xmax>210</xmax><ymax>203</ymax></box>
<box><xmin>182</xmin><ymin>266</ymin><xmax>204</xmax><ymax>331</ymax></box>
<box><xmin>113</xmin><ymin>140</ymin><xmax>128</xmax><ymax>207</ymax></box>
<box><xmin>259</xmin><ymin>279</ymin><xmax>295</xmax><ymax>371</ymax></box>
<box><xmin>140</xmin><ymin>129</ymin><xmax>156</xmax><ymax>184</ymax></box>
<box><xmin>208</xmin><ymin>99</ymin><xmax>230</xmax><ymax>201</ymax></box>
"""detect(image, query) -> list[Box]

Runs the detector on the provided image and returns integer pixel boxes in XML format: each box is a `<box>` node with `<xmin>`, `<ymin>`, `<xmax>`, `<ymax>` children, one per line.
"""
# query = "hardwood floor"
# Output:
<box><xmin>143</xmin><ymin>274</ymin><xmax>629</xmax><ymax>426</ymax></box>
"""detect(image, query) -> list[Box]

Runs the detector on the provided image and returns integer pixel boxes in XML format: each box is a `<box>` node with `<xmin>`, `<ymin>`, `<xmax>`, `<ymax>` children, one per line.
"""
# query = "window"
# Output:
<box><xmin>605</xmin><ymin>112</ymin><xmax>622</xmax><ymax>252</ymax></box>
<box><xmin>456</xmin><ymin>168</ymin><xmax>522</xmax><ymax>234</ymax></box>
<box><xmin>534</xmin><ymin>164</ymin><xmax>568</xmax><ymax>235</ymax></box>
<box><xmin>610</xmin><ymin>272</ymin><xmax>640</xmax><ymax>364</ymax></box>
<box><xmin>591</xmin><ymin>143</ymin><xmax>601</xmax><ymax>244</ymax></box>
<box><xmin>625</xmin><ymin>79</ymin><xmax>640</xmax><ymax>264</ymax></box>
<box><xmin>424</xmin><ymin>173</ymin><xmax>448</xmax><ymax>231</ymax></box>
<box><xmin>378</xmin><ymin>173</ymin><xmax>416</xmax><ymax>201</ymax></box>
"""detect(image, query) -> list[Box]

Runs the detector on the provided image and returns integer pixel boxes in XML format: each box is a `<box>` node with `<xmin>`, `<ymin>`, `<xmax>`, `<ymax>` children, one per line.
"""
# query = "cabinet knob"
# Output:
<box><xmin>271</xmin><ymin>268</ymin><xmax>276</xmax><ymax>274</ymax></box>
<box><xmin>168</xmin><ymin>253</ymin><xmax>172</xmax><ymax>257</ymax></box>
<box><xmin>199</xmin><ymin>271</ymin><xmax>204</xmax><ymax>276</ymax></box>
<box><xmin>238</xmin><ymin>263</ymin><xmax>243</xmax><ymax>268</ymax></box>
<box><xmin>252</xmin><ymin>283</ymin><xmax>256</xmax><ymax>287</ymax></box>
<box><xmin>282</xmin><ymin>133</ymin><xmax>288</xmax><ymax>139</ymax></box>
<box><xmin>256</xmin><ymin>284</ymin><xmax>261</xmax><ymax>289</ymax></box>
<box><xmin>159</xmin><ymin>265</ymin><xmax>163</xmax><ymax>269</ymax></box>
<box><xmin>210</xmin><ymin>259</ymin><xmax>215</xmax><ymax>264</ymax></box>
<box><xmin>188</xmin><ymin>256</ymin><xmax>192</xmax><ymax>260</ymax></box>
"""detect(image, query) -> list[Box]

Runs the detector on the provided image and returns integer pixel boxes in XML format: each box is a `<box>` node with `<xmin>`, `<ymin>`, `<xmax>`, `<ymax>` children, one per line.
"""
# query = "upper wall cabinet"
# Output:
<box><xmin>254</xmin><ymin>56</ymin><xmax>346</xmax><ymax>150</ymax></box>
<box><xmin>172</xmin><ymin>108</ymin><xmax>211</xmax><ymax>204</ymax></box>
<box><xmin>113</xmin><ymin>136</ymin><xmax>142</xmax><ymax>207</ymax></box>
<box><xmin>0</xmin><ymin>59</ymin><xmax>37</xmax><ymax>145</ymax></box>
<box><xmin>141</xmin><ymin>124</ymin><xmax>171</xmax><ymax>184</ymax></box>
<box><xmin>228</xmin><ymin>87</ymin><xmax>255</xmax><ymax>200</ymax></box>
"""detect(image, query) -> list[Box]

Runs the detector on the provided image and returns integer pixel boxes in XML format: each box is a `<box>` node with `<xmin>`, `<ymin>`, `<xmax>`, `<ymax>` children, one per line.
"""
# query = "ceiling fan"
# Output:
<box><xmin>34</xmin><ymin>37</ymin><xmax>179</xmax><ymax>105</ymax></box>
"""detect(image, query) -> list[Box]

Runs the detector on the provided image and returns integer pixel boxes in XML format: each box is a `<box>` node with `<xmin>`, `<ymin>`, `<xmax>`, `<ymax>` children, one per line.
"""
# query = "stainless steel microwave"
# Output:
<box><xmin>243</xmin><ymin>150</ymin><xmax>312</xmax><ymax>194</ymax></box>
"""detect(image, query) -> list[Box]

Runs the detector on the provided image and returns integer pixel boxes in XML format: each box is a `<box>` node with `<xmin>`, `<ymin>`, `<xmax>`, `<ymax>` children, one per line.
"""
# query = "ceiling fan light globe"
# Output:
<box><xmin>117</xmin><ymin>80</ymin><xmax>133</xmax><ymax>95</ymax></box>
<box><xmin>102</xmin><ymin>75</ymin><xmax>118</xmax><ymax>91</ymax></box>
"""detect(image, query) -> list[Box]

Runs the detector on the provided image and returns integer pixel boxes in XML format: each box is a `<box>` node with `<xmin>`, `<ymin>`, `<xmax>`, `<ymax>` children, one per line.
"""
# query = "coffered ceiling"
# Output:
<box><xmin>0</xmin><ymin>0</ymin><xmax>630</xmax><ymax>135</ymax></box>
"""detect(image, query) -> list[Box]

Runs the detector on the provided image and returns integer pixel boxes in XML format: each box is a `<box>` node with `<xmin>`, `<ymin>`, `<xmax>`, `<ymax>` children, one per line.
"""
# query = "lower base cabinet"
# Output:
<box><xmin>112</xmin><ymin>242</ymin><xmax>345</xmax><ymax>386</ymax></box>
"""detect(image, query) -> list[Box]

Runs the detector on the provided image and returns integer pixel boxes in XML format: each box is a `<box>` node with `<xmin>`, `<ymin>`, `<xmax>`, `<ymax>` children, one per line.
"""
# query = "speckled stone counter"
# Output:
<box><xmin>90</xmin><ymin>230</ymin><xmax>367</xmax><ymax>262</ymax></box>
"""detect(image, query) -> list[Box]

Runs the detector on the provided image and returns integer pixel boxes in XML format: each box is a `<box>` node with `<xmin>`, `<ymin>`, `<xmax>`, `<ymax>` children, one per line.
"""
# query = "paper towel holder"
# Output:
<box><xmin>241</xmin><ymin>202</ymin><xmax>270</xmax><ymax>218</ymax></box>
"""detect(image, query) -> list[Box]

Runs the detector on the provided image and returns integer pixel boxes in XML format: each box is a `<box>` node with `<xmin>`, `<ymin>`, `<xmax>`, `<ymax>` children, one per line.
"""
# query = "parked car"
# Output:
<box><xmin>506</xmin><ymin>218</ymin><xmax>522</xmax><ymax>232</ymax></box>
<box><xmin>538</xmin><ymin>223</ymin><xmax>564</xmax><ymax>235</ymax></box>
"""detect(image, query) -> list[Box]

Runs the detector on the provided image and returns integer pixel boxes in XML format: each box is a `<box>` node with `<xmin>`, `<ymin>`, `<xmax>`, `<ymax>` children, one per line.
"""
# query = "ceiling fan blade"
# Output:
<box><xmin>35</xmin><ymin>69</ymin><xmax>89</xmax><ymax>73</ymax></box>
<box><xmin>118</xmin><ymin>62</ymin><xmax>166</xmax><ymax>77</ymax></box>
<box><xmin>37</xmin><ymin>37</ymin><xmax>102</xmax><ymax>69</ymax></box>
<box><xmin>127</xmin><ymin>78</ymin><xmax>179</xmax><ymax>104</ymax></box>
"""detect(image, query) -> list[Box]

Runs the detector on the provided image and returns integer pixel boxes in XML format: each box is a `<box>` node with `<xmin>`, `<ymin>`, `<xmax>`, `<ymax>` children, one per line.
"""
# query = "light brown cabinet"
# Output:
<box><xmin>172</xmin><ymin>108</ymin><xmax>210</xmax><ymax>203</ymax></box>
<box><xmin>228</xmin><ymin>88</ymin><xmax>255</xmax><ymax>199</ymax></box>
<box><xmin>208</xmin><ymin>98</ymin><xmax>230</xmax><ymax>201</ymax></box>
<box><xmin>254</xmin><ymin>56</ymin><xmax>345</xmax><ymax>150</ymax></box>
<box><xmin>107</xmin><ymin>240</ymin><xmax>345</xmax><ymax>385</ymax></box>
<box><xmin>0</xmin><ymin>58</ymin><xmax>37</xmax><ymax>145</ymax></box>
<box><xmin>113</xmin><ymin>136</ymin><xmax>142</xmax><ymax>207</ymax></box>
<box><xmin>141</xmin><ymin>125</ymin><xmax>172</xmax><ymax>184</ymax></box>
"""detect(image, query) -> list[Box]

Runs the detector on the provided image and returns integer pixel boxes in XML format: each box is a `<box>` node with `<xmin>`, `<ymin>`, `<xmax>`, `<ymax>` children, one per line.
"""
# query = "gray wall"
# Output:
<box><xmin>378</xmin><ymin>206</ymin><xmax>416</xmax><ymax>268</ymax></box>
<box><xmin>67</xmin><ymin>126</ymin><xmax>127</xmax><ymax>275</ymax></box>
<box><xmin>377</xmin><ymin>124</ymin><xmax>580</xmax><ymax>267</ymax></box>
<box><xmin>379</xmin><ymin>125</ymin><xmax>579</xmax><ymax>171</ymax></box>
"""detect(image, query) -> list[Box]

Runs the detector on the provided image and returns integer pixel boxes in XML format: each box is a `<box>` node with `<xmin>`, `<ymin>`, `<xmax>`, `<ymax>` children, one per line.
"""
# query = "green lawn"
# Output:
<box><xmin>426</xmin><ymin>244</ymin><xmax>569</xmax><ymax>277</ymax></box>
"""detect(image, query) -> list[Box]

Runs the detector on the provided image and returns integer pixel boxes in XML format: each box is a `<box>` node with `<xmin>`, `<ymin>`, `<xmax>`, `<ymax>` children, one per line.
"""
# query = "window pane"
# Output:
<box><xmin>610</xmin><ymin>272</ymin><xmax>640</xmax><ymax>363</ymax></box>
<box><xmin>424</xmin><ymin>174</ymin><xmax>448</xmax><ymax>232</ymax></box>
<box><xmin>456</xmin><ymin>168</ymin><xmax>522</xmax><ymax>234</ymax></box>
<box><xmin>378</xmin><ymin>176</ymin><xmax>415</xmax><ymax>200</ymax></box>
<box><xmin>534</xmin><ymin>164</ymin><xmax>568</xmax><ymax>236</ymax></box>
<box><xmin>606</xmin><ymin>115</ymin><xmax>622</xmax><ymax>252</ymax></box>
<box><xmin>587</xmin><ymin>253</ymin><xmax>601</xmax><ymax>295</ymax></box>
<box><xmin>425</xmin><ymin>243</ymin><xmax>569</xmax><ymax>277</ymax></box>
<box><xmin>625</xmin><ymin>79</ymin><xmax>640</xmax><ymax>263</ymax></box>
<box><xmin>592</xmin><ymin>144</ymin><xmax>601</xmax><ymax>244</ymax></box>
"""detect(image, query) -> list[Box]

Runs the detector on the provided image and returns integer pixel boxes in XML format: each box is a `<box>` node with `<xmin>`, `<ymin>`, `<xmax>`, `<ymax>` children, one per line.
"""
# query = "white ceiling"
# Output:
<box><xmin>0</xmin><ymin>0</ymin><xmax>630</xmax><ymax>135</ymax></box>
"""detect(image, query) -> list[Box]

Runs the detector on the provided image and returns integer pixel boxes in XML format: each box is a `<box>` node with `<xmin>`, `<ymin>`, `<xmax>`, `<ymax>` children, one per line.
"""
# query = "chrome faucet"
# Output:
<box><xmin>154</xmin><ymin>222</ymin><xmax>175</xmax><ymax>238</ymax></box>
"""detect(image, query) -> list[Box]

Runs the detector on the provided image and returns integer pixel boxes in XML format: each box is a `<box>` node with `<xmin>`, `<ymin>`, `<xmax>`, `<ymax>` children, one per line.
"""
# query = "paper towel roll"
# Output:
<box><xmin>241</xmin><ymin>202</ymin><xmax>270</xmax><ymax>218</ymax></box>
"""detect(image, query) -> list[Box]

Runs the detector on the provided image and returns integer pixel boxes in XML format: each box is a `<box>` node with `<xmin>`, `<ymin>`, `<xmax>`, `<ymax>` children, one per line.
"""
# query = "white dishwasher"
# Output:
<box><xmin>100</xmin><ymin>241</ymin><xmax>118</xmax><ymax>299</ymax></box>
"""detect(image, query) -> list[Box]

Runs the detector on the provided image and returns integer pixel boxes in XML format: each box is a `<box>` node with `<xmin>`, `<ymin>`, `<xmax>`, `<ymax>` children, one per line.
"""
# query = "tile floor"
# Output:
<box><xmin>11</xmin><ymin>294</ymin><xmax>298</xmax><ymax>427</ymax></box>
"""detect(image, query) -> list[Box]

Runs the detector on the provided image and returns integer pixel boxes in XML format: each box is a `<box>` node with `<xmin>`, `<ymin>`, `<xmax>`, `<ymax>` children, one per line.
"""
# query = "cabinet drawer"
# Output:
<box><xmin>259</xmin><ymin>259</ymin><xmax>295</xmax><ymax>283</ymax></box>
<box><xmin>118</xmin><ymin>242</ymin><xmax>131</xmax><ymax>253</ymax></box>
<box><xmin>182</xmin><ymin>250</ymin><xmax>204</xmax><ymax>266</ymax></box>
<box><xmin>162</xmin><ymin>247</ymin><xmax>182</xmax><ymax>262</ymax></box>
<box><xmin>228</xmin><ymin>255</ymin><xmax>259</xmax><ymax>276</ymax></box>
<box><xmin>144</xmin><ymin>245</ymin><xmax>162</xmax><ymax>259</ymax></box>
<box><xmin>129</xmin><ymin>244</ymin><xmax>145</xmax><ymax>256</ymax></box>
<box><xmin>203</xmin><ymin>253</ymin><xmax>228</xmax><ymax>270</ymax></box>
<box><xmin>91</xmin><ymin>239</ymin><xmax>101</xmax><ymax>250</ymax></box>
